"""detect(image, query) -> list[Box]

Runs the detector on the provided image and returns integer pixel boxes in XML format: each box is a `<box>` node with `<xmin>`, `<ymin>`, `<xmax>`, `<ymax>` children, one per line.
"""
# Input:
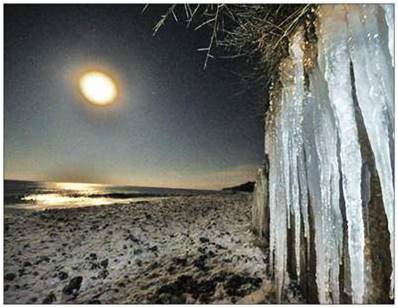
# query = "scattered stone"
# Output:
<box><xmin>224</xmin><ymin>274</ymin><xmax>262</xmax><ymax>297</ymax></box>
<box><xmin>126</xmin><ymin>234</ymin><xmax>140</xmax><ymax>243</ymax></box>
<box><xmin>4</xmin><ymin>273</ymin><xmax>16</xmax><ymax>281</ymax></box>
<box><xmin>58</xmin><ymin>271</ymin><xmax>68</xmax><ymax>280</ymax></box>
<box><xmin>62</xmin><ymin>276</ymin><xmax>83</xmax><ymax>297</ymax></box>
<box><xmin>98</xmin><ymin>270</ymin><xmax>109</xmax><ymax>279</ymax></box>
<box><xmin>134</xmin><ymin>248</ymin><xmax>143</xmax><ymax>255</ymax></box>
<box><xmin>147</xmin><ymin>262</ymin><xmax>159</xmax><ymax>271</ymax></box>
<box><xmin>90</xmin><ymin>262</ymin><xmax>99</xmax><ymax>270</ymax></box>
<box><xmin>42</xmin><ymin>292</ymin><xmax>56</xmax><ymax>304</ymax></box>
<box><xmin>172</xmin><ymin>257</ymin><xmax>187</xmax><ymax>266</ymax></box>
<box><xmin>4</xmin><ymin>194</ymin><xmax>280</xmax><ymax>304</ymax></box>
<box><xmin>198</xmin><ymin>246</ymin><xmax>207</xmax><ymax>254</ymax></box>
<box><xmin>35</xmin><ymin>256</ymin><xmax>50</xmax><ymax>264</ymax></box>
<box><xmin>147</xmin><ymin>246</ymin><xmax>158</xmax><ymax>252</ymax></box>
<box><xmin>29</xmin><ymin>297</ymin><xmax>38</xmax><ymax>303</ymax></box>
<box><xmin>100</xmin><ymin>259</ymin><xmax>109</xmax><ymax>268</ymax></box>
<box><xmin>193</xmin><ymin>255</ymin><xmax>208</xmax><ymax>271</ymax></box>
<box><xmin>199</xmin><ymin>237</ymin><xmax>209</xmax><ymax>243</ymax></box>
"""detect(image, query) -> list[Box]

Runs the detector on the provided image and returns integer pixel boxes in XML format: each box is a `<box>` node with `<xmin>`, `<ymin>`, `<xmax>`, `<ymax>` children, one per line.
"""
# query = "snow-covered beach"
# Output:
<box><xmin>4</xmin><ymin>193</ymin><xmax>302</xmax><ymax>304</ymax></box>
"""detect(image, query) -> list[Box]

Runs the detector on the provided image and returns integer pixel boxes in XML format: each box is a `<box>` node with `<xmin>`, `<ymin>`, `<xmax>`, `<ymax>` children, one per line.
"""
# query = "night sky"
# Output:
<box><xmin>4</xmin><ymin>4</ymin><xmax>264</xmax><ymax>190</ymax></box>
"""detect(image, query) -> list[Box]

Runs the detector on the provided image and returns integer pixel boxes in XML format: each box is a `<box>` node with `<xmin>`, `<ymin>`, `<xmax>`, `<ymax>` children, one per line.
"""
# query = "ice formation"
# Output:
<box><xmin>382</xmin><ymin>4</ymin><xmax>395</xmax><ymax>66</ymax></box>
<box><xmin>254</xmin><ymin>4</ymin><xmax>394</xmax><ymax>304</ymax></box>
<box><xmin>252</xmin><ymin>168</ymin><xmax>266</xmax><ymax>237</ymax></box>
<box><xmin>346</xmin><ymin>4</ymin><xmax>395</xmax><ymax>298</ymax></box>
<box><xmin>318</xmin><ymin>5</ymin><xmax>365</xmax><ymax>303</ymax></box>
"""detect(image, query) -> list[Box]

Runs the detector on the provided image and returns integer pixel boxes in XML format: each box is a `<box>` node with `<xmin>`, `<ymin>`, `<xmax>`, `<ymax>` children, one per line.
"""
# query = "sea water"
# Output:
<box><xmin>4</xmin><ymin>180</ymin><xmax>213</xmax><ymax>210</ymax></box>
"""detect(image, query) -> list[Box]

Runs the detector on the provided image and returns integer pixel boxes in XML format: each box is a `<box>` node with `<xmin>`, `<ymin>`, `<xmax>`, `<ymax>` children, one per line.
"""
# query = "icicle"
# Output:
<box><xmin>280</xmin><ymin>86</ymin><xmax>292</xmax><ymax>233</ymax></box>
<box><xmin>266</xmin><ymin>106</ymin><xmax>288</xmax><ymax>302</ymax></box>
<box><xmin>317</xmin><ymin>5</ymin><xmax>365</xmax><ymax>303</ymax></box>
<box><xmin>257</xmin><ymin>4</ymin><xmax>393</xmax><ymax>303</ymax></box>
<box><xmin>267</xmin><ymin>28</ymin><xmax>307</xmax><ymax>297</ymax></box>
<box><xmin>309</xmin><ymin>65</ymin><xmax>343</xmax><ymax>303</ymax></box>
<box><xmin>298</xmin><ymin>152</ymin><xmax>309</xmax><ymax>240</ymax></box>
<box><xmin>302</xmin><ymin>78</ymin><xmax>327</xmax><ymax>303</ymax></box>
<box><xmin>253</xmin><ymin>167</ymin><xmax>267</xmax><ymax>239</ymax></box>
<box><xmin>346</xmin><ymin>4</ymin><xmax>395</xmax><ymax>298</ymax></box>
<box><xmin>266</xmin><ymin>92</ymin><xmax>279</xmax><ymax>280</ymax></box>
<box><xmin>382</xmin><ymin>4</ymin><xmax>394</xmax><ymax>66</ymax></box>
<box><xmin>252</xmin><ymin>169</ymin><xmax>263</xmax><ymax>235</ymax></box>
<box><xmin>289</xmin><ymin>28</ymin><xmax>306</xmax><ymax>281</ymax></box>
<box><xmin>358</xmin><ymin>5</ymin><xmax>394</xmax><ymax>126</ymax></box>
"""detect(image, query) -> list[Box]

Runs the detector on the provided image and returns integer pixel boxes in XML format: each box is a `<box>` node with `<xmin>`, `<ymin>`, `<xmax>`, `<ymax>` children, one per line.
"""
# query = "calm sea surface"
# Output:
<box><xmin>4</xmin><ymin>180</ymin><xmax>215</xmax><ymax>209</ymax></box>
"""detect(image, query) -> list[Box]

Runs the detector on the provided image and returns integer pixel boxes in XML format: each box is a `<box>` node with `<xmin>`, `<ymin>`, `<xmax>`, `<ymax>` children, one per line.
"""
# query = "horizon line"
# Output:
<box><xmin>4</xmin><ymin>178</ymin><xmax>223</xmax><ymax>192</ymax></box>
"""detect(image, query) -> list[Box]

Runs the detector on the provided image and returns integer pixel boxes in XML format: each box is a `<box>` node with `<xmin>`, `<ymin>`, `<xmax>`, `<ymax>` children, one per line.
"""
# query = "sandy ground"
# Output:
<box><xmin>4</xmin><ymin>193</ymin><xmax>302</xmax><ymax>304</ymax></box>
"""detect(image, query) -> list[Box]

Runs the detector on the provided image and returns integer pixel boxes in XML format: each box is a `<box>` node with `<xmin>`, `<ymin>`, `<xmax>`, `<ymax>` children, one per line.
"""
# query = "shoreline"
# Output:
<box><xmin>4</xmin><ymin>196</ymin><xmax>171</xmax><ymax>211</ymax></box>
<box><xmin>4</xmin><ymin>193</ymin><xmax>301</xmax><ymax>304</ymax></box>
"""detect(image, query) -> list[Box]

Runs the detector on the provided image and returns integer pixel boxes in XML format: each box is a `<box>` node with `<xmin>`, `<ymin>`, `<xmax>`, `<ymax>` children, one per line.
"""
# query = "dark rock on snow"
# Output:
<box><xmin>100</xmin><ymin>259</ymin><xmax>109</xmax><ymax>268</ymax></box>
<box><xmin>42</xmin><ymin>292</ymin><xmax>56</xmax><ymax>304</ymax></box>
<box><xmin>199</xmin><ymin>237</ymin><xmax>209</xmax><ymax>243</ymax></box>
<box><xmin>4</xmin><ymin>273</ymin><xmax>16</xmax><ymax>281</ymax></box>
<box><xmin>62</xmin><ymin>276</ymin><xmax>83</xmax><ymax>296</ymax></box>
<box><xmin>58</xmin><ymin>271</ymin><xmax>68</xmax><ymax>280</ymax></box>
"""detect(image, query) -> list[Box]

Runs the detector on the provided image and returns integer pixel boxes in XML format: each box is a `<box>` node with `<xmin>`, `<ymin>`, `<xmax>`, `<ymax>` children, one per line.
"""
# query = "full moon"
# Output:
<box><xmin>79</xmin><ymin>71</ymin><xmax>118</xmax><ymax>105</ymax></box>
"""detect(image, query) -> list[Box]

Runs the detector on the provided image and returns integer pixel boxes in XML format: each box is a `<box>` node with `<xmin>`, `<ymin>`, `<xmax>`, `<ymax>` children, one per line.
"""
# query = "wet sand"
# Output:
<box><xmin>4</xmin><ymin>193</ymin><xmax>302</xmax><ymax>304</ymax></box>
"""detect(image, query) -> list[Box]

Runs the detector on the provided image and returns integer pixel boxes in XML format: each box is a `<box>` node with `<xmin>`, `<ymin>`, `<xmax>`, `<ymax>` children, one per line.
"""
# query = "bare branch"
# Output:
<box><xmin>203</xmin><ymin>4</ymin><xmax>221</xmax><ymax>70</ymax></box>
<box><xmin>194</xmin><ymin>17</ymin><xmax>216</xmax><ymax>31</ymax></box>
<box><xmin>147</xmin><ymin>3</ymin><xmax>315</xmax><ymax>96</ymax></box>
<box><xmin>141</xmin><ymin>4</ymin><xmax>149</xmax><ymax>14</ymax></box>
<box><xmin>153</xmin><ymin>4</ymin><xmax>177</xmax><ymax>36</ymax></box>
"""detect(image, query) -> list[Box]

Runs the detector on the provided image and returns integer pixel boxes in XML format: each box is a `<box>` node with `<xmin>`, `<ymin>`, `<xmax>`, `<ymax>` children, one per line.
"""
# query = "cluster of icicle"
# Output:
<box><xmin>259</xmin><ymin>4</ymin><xmax>394</xmax><ymax>304</ymax></box>
<box><xmin>252</xmin><ymin>168</ymin><xmax>266</xmax><ymax>237</ymax></box>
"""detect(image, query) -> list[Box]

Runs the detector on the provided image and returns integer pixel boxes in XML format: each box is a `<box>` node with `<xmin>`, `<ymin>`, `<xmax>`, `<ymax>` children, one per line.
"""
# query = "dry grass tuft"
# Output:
<box><xmin>147</xmin><ymin>4</ymin><xmax>316</xmax><ymax>110</ymax></box>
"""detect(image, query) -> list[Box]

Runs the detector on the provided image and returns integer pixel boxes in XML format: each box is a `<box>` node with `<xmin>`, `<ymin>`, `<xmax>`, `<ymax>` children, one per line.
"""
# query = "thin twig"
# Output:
<box><xmin>153</xmin><ymin>4</ymin><xmax>177</xmax><ymax>36</ymax></box>
<box><xmin>203</xmin><ymin>4</ymin><xmax>221</xmax><ymax>70</ymax></box>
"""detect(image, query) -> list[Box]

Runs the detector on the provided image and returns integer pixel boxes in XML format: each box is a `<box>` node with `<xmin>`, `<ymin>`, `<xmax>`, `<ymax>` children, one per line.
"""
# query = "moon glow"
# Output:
<box><xmin>79</xmin><ymin>71</ymin><xmax>118</xmax><ymax>105</ymax></box>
